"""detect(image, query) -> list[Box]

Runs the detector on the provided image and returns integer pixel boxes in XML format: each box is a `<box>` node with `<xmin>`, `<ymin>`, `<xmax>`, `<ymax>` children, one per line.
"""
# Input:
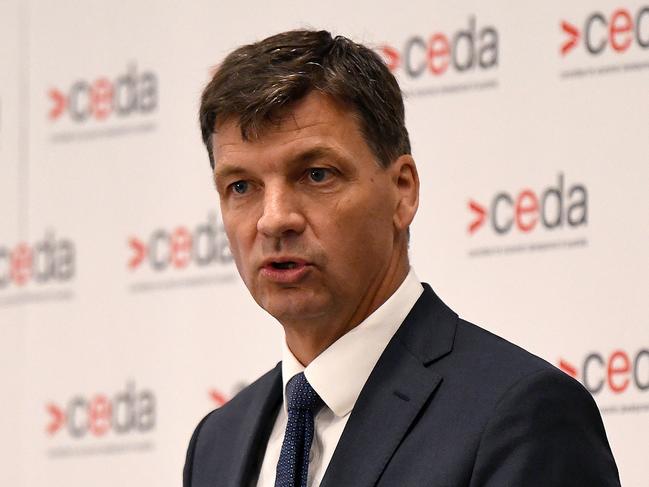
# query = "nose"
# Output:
<box><xmin>257</xmin><ymin>183</ymin><xmax>306</xmax><ymax>239</ymax></box>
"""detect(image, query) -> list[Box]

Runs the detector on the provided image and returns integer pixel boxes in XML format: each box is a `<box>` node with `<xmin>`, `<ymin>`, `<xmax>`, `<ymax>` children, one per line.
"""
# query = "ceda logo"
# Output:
<box><xmin>560</xmin><ymin>348</ymin><xmax>649</xmax><ymax>395</ymax></box>
<box><xmin>48</xmin><ymin>63</ymin><xmax>158</xmax><ymax>122</ymax></box>
<box><xmin>0</xmin><ymin>231</ymin><xmax>75</xmax><ymax>289</ymax></box>
<box><xmin>467</xmin><ymin>174</ymin><xmax>588</xmax><ymax>236</ymax></box>
<box><xmin>46</xmin><ymin>381</ymin><xmax>156</xmax><ymax>438</ymax></box>
<box><xmin>561</xmin><ymin>6</ymin><xmax>649</xmax><ymax>56</ymax></box>
<box><xmin>378</xmin><ymin>16</ymin><xmax>498</xmax><ymax>78</ymax></box>
<box><xmin>128</xmin><ymin>212</ymin><xmax>232</xmax><ymax>272</ymax></box>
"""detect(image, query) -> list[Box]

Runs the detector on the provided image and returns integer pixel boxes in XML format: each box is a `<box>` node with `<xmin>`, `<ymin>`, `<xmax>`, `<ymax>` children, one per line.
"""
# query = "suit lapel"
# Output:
<box><xmin>320</xmin><ymin>284</ymin><xmax>458</xmax><ymax>487</ymax></box>
<box><xmin>229</xmin><ymin>363</ymin><xmax>283</xmax><ymax>487</ymax></box>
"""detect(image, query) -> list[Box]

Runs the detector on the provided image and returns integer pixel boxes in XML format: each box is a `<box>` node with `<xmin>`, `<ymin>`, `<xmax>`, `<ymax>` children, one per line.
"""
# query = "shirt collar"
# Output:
<box><xmin>281</xmin><ymin>268</ymin><xmax>424</xmax><ymax>417</ymax></box>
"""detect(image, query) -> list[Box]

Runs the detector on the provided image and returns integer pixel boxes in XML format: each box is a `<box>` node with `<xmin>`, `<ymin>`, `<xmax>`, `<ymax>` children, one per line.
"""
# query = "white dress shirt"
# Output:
<box><xmin>255</xmin><ymin>268</ymin><xmax>424</xmax><ymax>487</ymax></box>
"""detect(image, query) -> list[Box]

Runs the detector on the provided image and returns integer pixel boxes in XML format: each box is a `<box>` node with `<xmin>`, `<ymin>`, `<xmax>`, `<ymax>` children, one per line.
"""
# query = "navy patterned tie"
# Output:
<box><xmin>275</xmin><ymin>372</ymin><xmax>323</xmax><ymax>487</ymax></box>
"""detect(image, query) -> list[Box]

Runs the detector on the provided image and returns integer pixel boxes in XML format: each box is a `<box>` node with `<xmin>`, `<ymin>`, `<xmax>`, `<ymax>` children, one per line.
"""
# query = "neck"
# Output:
<box><xmin>283</xmin><ymin>247</ymin><xmax>410</xmax><ymax>366</ymax></box>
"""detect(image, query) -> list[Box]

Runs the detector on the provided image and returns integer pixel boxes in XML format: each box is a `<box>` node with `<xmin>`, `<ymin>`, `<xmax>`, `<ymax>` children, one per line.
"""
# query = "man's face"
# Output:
<box><xmin>212</xmin><ymin>92</ymin><xmax>413</xmax><ymax>327</ymax></box>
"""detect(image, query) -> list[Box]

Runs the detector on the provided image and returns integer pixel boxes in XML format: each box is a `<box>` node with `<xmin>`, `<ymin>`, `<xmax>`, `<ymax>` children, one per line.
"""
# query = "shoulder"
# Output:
<box><xmin>427</xmin><ymin>316</ymin><xmax>602</xmax><ymax>428</ymax></box>
<box><xmin>402</xmin><ymin>285</ymin><xmax>584</xmax><ymax>414</ymax></box>
<box><xmin>459</xmin><ymin>322</ymin><xmax>620</xmax><ymax>484</ymax></box>
<box><xmin>452</xmin><ymin>318</ymin><xmax>568</xmax><ymax>390</ymax></box>
<box><xmin>437</xmin><ymin>320</ymin><xmax>620</xmax><ymax>484</ymax></box>
<box><xmin>453</xmin><ymin>318</ymin><xmax>601</xmax><ymax>421</ymax></box>
<box><xmin>456</xmin><ymin>319</ymin><xmax>598</xmax><ymax>419</ymax></box>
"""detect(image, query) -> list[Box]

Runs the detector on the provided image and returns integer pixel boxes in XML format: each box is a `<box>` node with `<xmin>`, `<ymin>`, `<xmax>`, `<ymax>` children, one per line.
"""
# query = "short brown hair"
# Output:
<box><xmin>199</xmin><ymin>29</ymin><xmax>410</xmax><ymax>170</ymax></box>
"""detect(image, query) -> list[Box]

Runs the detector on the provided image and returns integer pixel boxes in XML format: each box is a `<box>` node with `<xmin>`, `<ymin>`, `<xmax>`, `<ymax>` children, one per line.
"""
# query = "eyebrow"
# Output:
<box><xmin>213</xmin><ymin>164</ymin><xmax>246</xmax><ymax>182</ymax></box>
<box><xmin>213</xmin><ymin>145</ymin><xmax>347</xmax><ymax>185</ymax></box>
<box><xmin>292</xmin><ymin>146</ymin><xmax>346</xmax><ymax>166</ymax></box>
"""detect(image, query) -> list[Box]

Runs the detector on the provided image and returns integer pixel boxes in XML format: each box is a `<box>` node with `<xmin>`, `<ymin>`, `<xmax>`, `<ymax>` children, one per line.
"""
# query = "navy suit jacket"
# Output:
<box><xmin>184</xmin><ymin>284</ymin><xmax>620</xmax><ymax>486</ymax></box>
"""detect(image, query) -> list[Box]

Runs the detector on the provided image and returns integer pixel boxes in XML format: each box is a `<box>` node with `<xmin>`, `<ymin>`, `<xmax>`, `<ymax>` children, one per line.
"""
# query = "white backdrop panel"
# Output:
<box><xmin>0</xmin><ymin>1</ymin><xmax>646</xmax><ymax>486</ymax></box>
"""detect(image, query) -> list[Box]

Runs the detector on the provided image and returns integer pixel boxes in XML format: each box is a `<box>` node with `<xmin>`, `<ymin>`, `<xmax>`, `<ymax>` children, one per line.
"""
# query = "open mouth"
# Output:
<box><xmin>271</xmin><ymin>261</ymin><xmax>299</xmax><ymax>270</ymax></box>
<box><xmin>261</xmin><ymin>259</ymin><xmax>309</xmax><ymax>282</ymax></box>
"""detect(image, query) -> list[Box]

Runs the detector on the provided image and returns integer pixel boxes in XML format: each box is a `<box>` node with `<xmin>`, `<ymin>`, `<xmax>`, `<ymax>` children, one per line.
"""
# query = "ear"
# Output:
<box><xmin>391</xmin><ymin>154</ymin><xmax>419</xmax><ymax>231</ymax></box>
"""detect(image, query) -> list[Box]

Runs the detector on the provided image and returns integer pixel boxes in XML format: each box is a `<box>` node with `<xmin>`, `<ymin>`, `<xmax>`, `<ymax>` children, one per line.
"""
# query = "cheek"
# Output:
<box><xmin>222</xmin><ymin>218</ymin><xmax>237</xmax><ymax>254</ymax></box>
<box><xmin>327</xmin><ymin>201</ymin><xmax>394</xmax><ymax>266</ymax></box>
<box><xmin>222</xmin><ymin>214</ymin><xmax>252</xmax><ymax>270</ymax></box>
<box><xmin>334</xmin><ymin>185</ymin><xmax>394</xmax><ymax>233</ymax></box>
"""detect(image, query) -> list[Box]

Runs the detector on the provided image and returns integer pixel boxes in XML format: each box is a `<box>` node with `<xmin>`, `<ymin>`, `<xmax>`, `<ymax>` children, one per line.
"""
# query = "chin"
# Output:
<box><xmin>260</xmin><ymin>292</ymin><xmax>330</xmax><ymax>323</ymax></box>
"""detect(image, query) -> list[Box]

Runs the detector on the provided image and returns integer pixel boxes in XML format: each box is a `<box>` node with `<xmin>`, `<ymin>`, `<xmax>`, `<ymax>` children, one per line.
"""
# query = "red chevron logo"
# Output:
<box><xmin>560</xmin><ymin>21</ymin><xmax>580</xmax><ymax>55</ymax></box>
<box><xmin>48</xmin><ymin>88</ymin><xmax>66</xmax><ymax>120</ymax></box>
<box><xmin>209</xmin><ymin>389</ymin><xmax>228</xmax><ymax>407</ymax></box>
<box><xmin>468</xmin><ymin>200</ymin><xmax>487</xmax><ymax>234</ymax></box>
<box><xmin>128</xmin><ymin>237</ymin><xmax>147</xmax><ymax>269</ymax></box>
<box><xmin>378</xmin><ymin>44</ymin><xmax>400</xmax><ymax>71</ymax></box>
<box><xmin>559</xmin><ymin>359</ymin><xmax>578</xmax><ymax>378</ymax></box>
<box><xmin>46</xmin><ymin>403</ymin><xmax>65</xmax><ymax>435</ymax></box>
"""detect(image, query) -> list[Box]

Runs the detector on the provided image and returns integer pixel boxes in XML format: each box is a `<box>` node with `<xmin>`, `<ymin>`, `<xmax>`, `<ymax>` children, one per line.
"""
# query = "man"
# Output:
<box><xmin>184</xmin><ymin>30</ymin><xmax>620</xmax><ymax>486</ymax></box>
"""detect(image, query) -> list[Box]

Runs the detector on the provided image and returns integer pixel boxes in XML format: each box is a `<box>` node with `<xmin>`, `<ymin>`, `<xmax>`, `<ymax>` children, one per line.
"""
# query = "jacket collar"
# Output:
<box><xmin>319</xmin><ymin>283</ymin><xmax>458</xmax><ymax>487</ymax></box>
<box><xmin>229</xmin><ymin>362</ymin><xmax>282</xmax><ymax>487</ymax></box>
<box><xmin>392</xmin><ymin>283</ymin><xmax>457</xmax><ymax>366</ymax></box>
<box><xmin>230</xmin><ymin>284</ymin><xmax>458</xmax><ymax>487</ymax></box>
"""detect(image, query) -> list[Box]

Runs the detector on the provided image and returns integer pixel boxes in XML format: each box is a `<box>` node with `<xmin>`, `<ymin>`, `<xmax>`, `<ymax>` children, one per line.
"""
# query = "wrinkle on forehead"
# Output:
<box><xmin>214</xmin><ymin>120</ymin><xmax>336</xmax><ymax>152</ymax></box>
<box><xmin>211</xmin><ymin>92</ymin><xmax>374</xmax><ymax>176</ymax></box>
<box><xmin>214</xmin><ymin>92</ymin><xmax>358</xmax><ymax>147</ymax></box>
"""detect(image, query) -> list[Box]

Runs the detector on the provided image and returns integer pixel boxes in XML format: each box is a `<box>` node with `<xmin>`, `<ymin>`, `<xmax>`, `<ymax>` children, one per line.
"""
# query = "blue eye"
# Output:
<box><xmin>309</xmin><ymin>168</ymin><xmax>328</xmax><ymax>183</ymax></box>
<box><xmin>231</xmin><ymin>181</ymin><xmax>248</xmax><ymax>194</ymax></box>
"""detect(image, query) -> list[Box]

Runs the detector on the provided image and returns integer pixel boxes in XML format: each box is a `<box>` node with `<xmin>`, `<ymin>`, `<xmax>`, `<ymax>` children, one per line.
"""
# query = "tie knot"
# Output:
<box><xmin>286</xmin><ymin>372</ymin><xmax>323</xmax><ymax>412</ymax></box>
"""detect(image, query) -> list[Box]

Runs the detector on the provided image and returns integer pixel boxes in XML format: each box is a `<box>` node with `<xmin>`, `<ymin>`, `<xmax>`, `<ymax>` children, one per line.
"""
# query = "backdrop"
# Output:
<box><xmin>1</xmin><ymin>0</ymin><xmax>647</xmax><ymax>485</ymax></box>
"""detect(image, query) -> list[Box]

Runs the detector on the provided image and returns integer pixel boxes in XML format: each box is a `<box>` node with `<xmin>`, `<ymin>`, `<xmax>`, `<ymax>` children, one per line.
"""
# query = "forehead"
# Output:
<box><xmin>212</xmin><ymin>92</ymin><xmax>366</xmax><ymax>163</ymax></box>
